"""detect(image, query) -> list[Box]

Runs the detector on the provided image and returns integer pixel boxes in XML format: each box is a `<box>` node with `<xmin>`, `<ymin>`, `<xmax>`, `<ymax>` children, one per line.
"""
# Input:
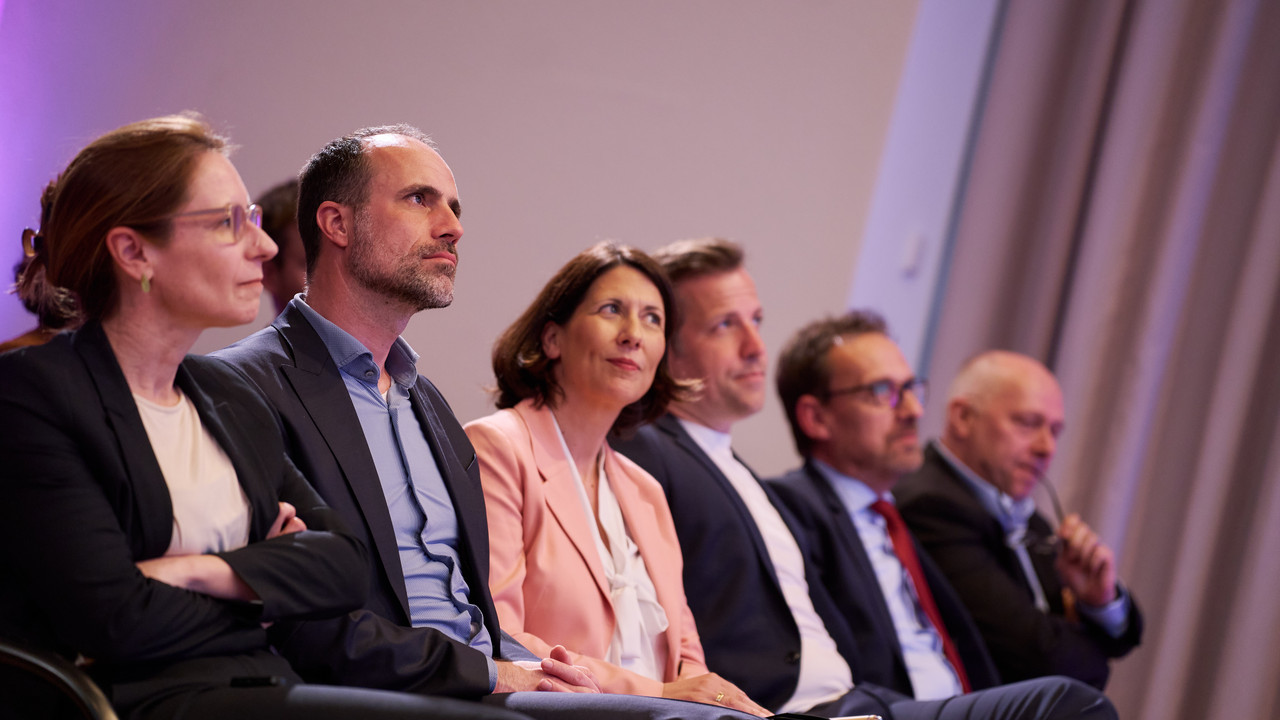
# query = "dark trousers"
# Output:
<box><xmin>806</xmin><ymin>677</ymin><xmax>1117</xmax><ymax>720</ymax></box>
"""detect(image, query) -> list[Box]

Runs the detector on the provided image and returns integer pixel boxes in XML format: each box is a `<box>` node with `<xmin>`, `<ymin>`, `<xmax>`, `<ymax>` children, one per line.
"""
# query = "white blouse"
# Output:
<box><xmin>550</xmin><ymin>412</ymin><xmax>670</xmax><ymax>681</ymax></box>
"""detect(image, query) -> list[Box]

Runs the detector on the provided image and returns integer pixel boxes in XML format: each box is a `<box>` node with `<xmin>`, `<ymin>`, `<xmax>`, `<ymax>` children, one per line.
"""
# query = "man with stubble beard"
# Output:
<box><xmin>616</xmin><ymin>240</ymin><xmax>1115</xmax><ymax>720</ymax></box>
<box><xmin>216</xmin><ymin>126</ymin><xmax>758</xmax><ymax>720</ymax></box>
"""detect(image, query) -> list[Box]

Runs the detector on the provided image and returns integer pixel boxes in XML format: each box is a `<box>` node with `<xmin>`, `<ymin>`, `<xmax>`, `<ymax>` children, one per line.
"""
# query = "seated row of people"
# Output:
<box><xmin>608</xmin><ymin>240</ymin><xmax>1140</xmax><ymax>712</ymax></box>
<box><xmin>0</xmin><ymin>115</ymin><xmax>1132</xmax><ymax>720</ymax></box>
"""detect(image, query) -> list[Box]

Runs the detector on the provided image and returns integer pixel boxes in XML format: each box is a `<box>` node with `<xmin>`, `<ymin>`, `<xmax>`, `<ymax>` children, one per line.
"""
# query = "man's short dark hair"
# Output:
<box><xmin>651</xmin><ymin>237</ymin><xmax>744</xmax><ymax>286</ymax></box>
<box><xmin>650</xmin><ymin>237</ymin><xmax>744</xmax><ymax>336</ymax></box>
<box><xmin>776</xmin><ymin>310</ymin><xmax>889</xmax><ymax>456</ymax></box>
<box><xmin>296</xmin><ymin>124</ymin><xmax>434</xmax><ymax>275</ymax></box>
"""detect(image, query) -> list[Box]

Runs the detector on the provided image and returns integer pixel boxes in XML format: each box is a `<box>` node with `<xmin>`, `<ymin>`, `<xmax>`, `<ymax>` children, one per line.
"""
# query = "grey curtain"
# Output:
<box><xmin>924</xmin><ymin>0</ymin><xmax>1280</xmax><ymax>717</ymax></box>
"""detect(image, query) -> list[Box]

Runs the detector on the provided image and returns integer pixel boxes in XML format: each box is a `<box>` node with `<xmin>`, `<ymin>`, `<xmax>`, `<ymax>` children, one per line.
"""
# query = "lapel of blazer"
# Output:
<box><xmin>274</xmin><ymin>307</ymin><xmax>412</xmax><ymax>618</ymax></box>
<box><xmin>656</xmin><ymin>414</ymin><xmax>787</xmax><ymax>591</ymax></box>
<box><xmin>407</xmin><ymin>379</ymin><xmax>489</xmax><ymax>587</ymax></box>
<box><xmin>914</xmin><ymin>450</ymin><xmax>1009</xmax><ymax>681</ymax></box>
<box><xmin>1026</xmin><ymin>512</ymin><xmax>1064</xmax><ymax>604</ymax></box>
<box><xmin>925</xmin><ymin>447</ymin><xmax>1052</xmax><ymax>603</ymax></box>
<box><xmin>517</xmin><ymin>402</ymin><xmax>612</xmax><ymax>602</ymax></box>
<box><xmin>73</xmin><ymin>322</ymin><xmax>173</xmax><ymax>558</ymax></box>
<box><xmin>924</xmin><ymin>445</ymin><xmax>1008</xmax><ymax>543</ymax></box>
<box><xmin>599</xmin><ymin>444</ymin><xmax>685</xmax><ymax>669</ymax></box>
<box><xmin>175</xmin><ymin>361</ymin><xmax>274</xmax><ymax>541</ymax></box>
<box><xmin>801</xmin><ymin>460</ymin><xmax>906</xmax><ymax>659</ymax></box>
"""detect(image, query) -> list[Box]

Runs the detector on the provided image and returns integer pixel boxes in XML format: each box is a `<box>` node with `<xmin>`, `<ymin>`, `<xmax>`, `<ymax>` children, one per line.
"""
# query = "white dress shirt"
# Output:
<box><xmin>681</xmin><ymin>419</ymin><xmax>852</xmax><ymax>712</ymax></box>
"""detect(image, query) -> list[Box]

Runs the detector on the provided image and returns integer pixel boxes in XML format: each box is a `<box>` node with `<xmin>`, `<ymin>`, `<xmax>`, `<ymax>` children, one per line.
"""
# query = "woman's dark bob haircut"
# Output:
<box><xmin>491</xmin><ymin>241</ymin><xmax>696</xmax><ymax>436</ymax></box>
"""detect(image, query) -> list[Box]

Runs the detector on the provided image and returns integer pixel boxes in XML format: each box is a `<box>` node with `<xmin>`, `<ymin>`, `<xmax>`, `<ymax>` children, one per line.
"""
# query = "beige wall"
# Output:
<box><xmin>0</xmin><ymin>0</ymin><xmax>919</xmax><ymax>476</ymax></box>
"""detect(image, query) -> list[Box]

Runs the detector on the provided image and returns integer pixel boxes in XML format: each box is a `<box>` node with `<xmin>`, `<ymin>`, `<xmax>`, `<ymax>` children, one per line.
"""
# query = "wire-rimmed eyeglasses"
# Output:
<box><xmin>136</xmin><ymin>203</ymin><xmax>263</xmax><ymax>244</ymax></box>
<box><xmin>824</xmin><ymin>377</ymin><xmax>928</xmax><ymax>409</ymax></box>
<box><xmin>1022</xmin><ymin>475</ymin><xmax>1068</xmax><ymax>556</ymax></box>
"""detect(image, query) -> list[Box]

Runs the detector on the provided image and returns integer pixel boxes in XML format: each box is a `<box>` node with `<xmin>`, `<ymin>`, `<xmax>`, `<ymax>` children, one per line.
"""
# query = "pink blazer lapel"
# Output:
<box><xmin>603</xmin><ymin>447</ymin><xmax>684</xmax><ymax>676</ymax></box>
<box><xmin>516</xmin><ymin>402</ymin><xmax>612</xmax><ymax>604</ymax></box>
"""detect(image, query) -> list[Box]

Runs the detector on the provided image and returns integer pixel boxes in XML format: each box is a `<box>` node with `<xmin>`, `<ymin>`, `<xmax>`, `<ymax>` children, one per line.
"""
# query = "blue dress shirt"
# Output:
<box><xmin>812</xmin><ymin>459</ymin><xmax>963</xmax><ymax>700</ymax></box>
<box><xmin>292</xmin><ymin>298</ymin><xmax>500</xmax><ymax>674</ymax></box>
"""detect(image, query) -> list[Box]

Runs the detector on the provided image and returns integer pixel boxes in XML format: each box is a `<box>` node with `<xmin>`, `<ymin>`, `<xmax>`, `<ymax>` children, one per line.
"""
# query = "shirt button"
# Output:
<box><xmin>785</xmin><ymin>651</ymin><xmax>801</xmax><ymax>663</ymax></box>
<box><xmin>365</xmin><ymin>370</ymin><xmax>375</xmax><ymax>378</ymax></box>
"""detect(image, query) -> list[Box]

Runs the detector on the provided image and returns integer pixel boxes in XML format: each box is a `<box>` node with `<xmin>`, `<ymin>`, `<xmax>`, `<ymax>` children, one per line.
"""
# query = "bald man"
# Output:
<box><xmin>894</xmin><ymin>352</ymin><xmax>1142</xmax><ymax>690</ymax></box>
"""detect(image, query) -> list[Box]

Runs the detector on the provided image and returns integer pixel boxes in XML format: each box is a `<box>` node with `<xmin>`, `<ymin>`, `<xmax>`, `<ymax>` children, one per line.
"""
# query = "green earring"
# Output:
<box><xmin>141</xmin><ymin>273</ymin><xmax>151</xmax><ymax>293</ymax></box>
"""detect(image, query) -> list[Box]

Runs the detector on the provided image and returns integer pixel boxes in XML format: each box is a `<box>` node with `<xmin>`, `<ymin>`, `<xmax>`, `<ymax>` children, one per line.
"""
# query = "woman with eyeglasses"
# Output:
<box><xmin>0</xmin><ymin>115</ymin><xmax>528</xmax><ymax>720</ymax></box>
<box><xmin>465</xmin><ymin>243</ymin><xmax>769</xmax><ymax>717</ymax></box>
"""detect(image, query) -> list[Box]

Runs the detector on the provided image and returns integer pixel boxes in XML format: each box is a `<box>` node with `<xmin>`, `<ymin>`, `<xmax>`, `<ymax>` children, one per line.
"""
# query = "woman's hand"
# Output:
<box><xmin>267</xmin><ymin>501</ymin><xmax>307</xmax><ymax>538</ymax></box>
<box><xmin>661</xmin><ymin>672</ymin><xmax>770</xmax><ymax>716</ymax></box>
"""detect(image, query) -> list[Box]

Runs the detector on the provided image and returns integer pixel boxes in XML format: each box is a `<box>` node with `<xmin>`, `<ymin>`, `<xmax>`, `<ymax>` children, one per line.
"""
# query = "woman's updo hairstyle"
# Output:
<box><xmin>17</xmin><ymin>113</ymin><xmax>227</xmax><ymax>325</ymax></box>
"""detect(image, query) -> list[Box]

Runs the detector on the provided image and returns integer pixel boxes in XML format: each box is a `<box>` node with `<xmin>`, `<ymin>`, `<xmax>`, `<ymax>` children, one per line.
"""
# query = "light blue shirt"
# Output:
<box><xmin>931</xmin><ymin>440</ymin><xmax>1130</xmax><ymax>636</ymax></box>
<box><xmin>291</xmin><ymin>297</ymin><xmax>509</xmax><ymax>684</ymax></box>
<box><xmin>812</xmin><ymin>459</ymin><xmax>963</xmax><ymax>701</ymax></box>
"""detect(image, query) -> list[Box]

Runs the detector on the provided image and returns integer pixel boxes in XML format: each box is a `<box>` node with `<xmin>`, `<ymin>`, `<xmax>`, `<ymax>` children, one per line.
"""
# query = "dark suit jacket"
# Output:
<box><xmin>214</xmin><ymin>303</ymin><xmax>502</xmax><ymax>698</ymax></box>
<box><xmin>766</xmin><ymin>460</ymin><xmax>1001</xmax><ymax>696</ymax></box>
<box><xmin>0</xmin><ymin>322</ymin><xmax>366</xmax><ymax>713</ymax></box>
<box><xmin>893</xmin><ymin>445</ymin><xmax>1142</xmax><ymax>688</ymax></box>
<box><xmin>612</xmin><ymin>415</ymin><xmax>873</xmax><ymax>711</ymax></box>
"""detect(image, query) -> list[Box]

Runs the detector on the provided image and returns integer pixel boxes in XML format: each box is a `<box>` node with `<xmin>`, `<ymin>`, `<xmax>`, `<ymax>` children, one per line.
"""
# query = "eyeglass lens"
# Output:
<box><xmin>233</xmin><ymin>204</ymin><xmax>264</xmax><ymax>236</ymax></box>
<box><xmin>875</xmin><ymin>378</ymin><xmax>926</xmax><ymax>407</ymax></box>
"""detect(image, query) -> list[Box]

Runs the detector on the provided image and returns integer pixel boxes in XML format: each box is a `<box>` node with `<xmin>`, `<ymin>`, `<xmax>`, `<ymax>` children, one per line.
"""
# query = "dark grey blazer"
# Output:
<box><xmin>767</xmin><ymin>459</ymin><xmax>1001</xmax><ymax>696</ymax></box>
<box><xmin>213</xmin><ymin>304</ymin><xmax>501</xmax><ymax>698</ymax></box>
<box><xmin>614</xmin><ymin>415</ymin><xmax>873</xmax><ymax>709</ymax></box>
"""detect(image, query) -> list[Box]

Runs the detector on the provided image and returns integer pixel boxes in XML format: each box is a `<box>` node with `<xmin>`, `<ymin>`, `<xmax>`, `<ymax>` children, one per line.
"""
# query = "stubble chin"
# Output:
<box><xmin>353</xmin><ymin>255</ymin><xmax>456</xmax><ymax>310</ymax></box>
<box><xmin>411</xmin><ymin>271</ymin><xmax>455</xmax><ymax>310</ymax></box>
<box><xmin>891</xmin><ymin>446</ymin><xmax>925</xmax><ymax>475</ymax></box>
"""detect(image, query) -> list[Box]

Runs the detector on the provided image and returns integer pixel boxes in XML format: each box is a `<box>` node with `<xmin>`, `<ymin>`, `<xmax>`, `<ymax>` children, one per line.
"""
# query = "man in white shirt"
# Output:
<box><xmin>614</xmin><ymin>238</ymin><xmax>1116</xmax><ymax>720</ymax></box>
<box><xmin>893</xmin><ymin>351</ymin><xmax>1142</xmax><ymax>688</ymax></box>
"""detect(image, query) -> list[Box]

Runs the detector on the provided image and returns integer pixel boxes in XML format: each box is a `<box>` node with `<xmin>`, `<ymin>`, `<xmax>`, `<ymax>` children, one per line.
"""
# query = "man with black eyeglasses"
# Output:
<box><xmin>767</xmin><ymin>310</ymin><xmax>999</xmax><ymax>703</ymax></box>
<box><xmin>892</xmin><ymin>351</ymin><xmax>1142</xmax><ymax>690</ymax></box>
<box><xmin>615</xmin><ymin>239</ymin><xmax>1116</xmax><ymax>720</ymax></box>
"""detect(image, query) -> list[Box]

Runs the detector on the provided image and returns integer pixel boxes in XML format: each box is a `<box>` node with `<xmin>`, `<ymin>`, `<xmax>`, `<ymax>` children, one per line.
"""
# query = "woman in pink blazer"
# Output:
<box><xmin>466</xmin><ymin>243</ymin><xmax>767</xmax><ymax>717</ymax></box>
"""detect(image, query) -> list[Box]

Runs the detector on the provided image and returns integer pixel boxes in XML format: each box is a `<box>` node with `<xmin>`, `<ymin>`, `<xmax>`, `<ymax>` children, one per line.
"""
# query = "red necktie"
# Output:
<box><xmin>870</xmin><ymin>499</ymin><xmax>972</xmax><ymax>693</ymax></box>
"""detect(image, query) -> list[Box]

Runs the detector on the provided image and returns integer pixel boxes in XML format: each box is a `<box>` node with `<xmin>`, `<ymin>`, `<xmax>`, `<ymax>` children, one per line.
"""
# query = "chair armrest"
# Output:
<box><xmin>0</xmin><ymin>639</ymin><xmax>117</xmax><ymax>720</ymax></box>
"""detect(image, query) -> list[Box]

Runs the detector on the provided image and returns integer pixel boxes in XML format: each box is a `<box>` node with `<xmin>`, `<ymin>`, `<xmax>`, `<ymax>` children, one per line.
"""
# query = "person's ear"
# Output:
<box><xmin>316</xmin><ymin>201</ymin><xmax>352</xmax><ymax>250</ymax></box>
<box><xmin>541</xmin><ymin>322</ymin><xmax>563</xmax><ymax>361</ymax></box>
<box><xmin>948</xmin><ymin>398</ymin><xmax>975</xmax><ymax>439</ymax></box>
<box><xmin>104</xmin><ymin>226</ymin><xmax>152</xmax><ymax>285</ymax></box>
<box><xmin>795</xmin><ymin>394</ymin><xmax>832</xmax><ymax>444</ymax></box>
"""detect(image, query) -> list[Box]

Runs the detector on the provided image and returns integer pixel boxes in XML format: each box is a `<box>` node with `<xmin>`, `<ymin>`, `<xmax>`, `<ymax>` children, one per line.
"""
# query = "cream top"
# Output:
<box><xmin>133</xmin><ymin>389</ymin><xmax>250</xmax><ymax>555</ymax></box>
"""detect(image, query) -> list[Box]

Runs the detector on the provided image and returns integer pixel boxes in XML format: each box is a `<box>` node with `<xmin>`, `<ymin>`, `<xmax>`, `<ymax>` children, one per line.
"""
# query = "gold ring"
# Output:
<box><xmin>714</xmin><ymin>691</ymin><xmax>725</xmax><ymax>704</ymax></box>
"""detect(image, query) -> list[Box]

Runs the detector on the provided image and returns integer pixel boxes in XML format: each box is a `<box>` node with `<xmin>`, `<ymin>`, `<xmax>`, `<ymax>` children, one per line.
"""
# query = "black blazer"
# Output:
<box><xmin>766</xmin><ymin>460</ymin><xmax>1001</xmax><ymax>696</ymax></box>
<box><xmin>0</xmin><ymin>322</ymin><xmax>366</xmax><ymax>713</ymax></box>
<box><xmin>214</xmin><ymin>303</ymin><xmax>500</xmax><ymax>698</ymax></box>
<box><xmin>893</xmin><ymin>445</ymin><xmax>1142</xmax><ymax>688</ymax></box>
<box><xmin>612</xmin><ymin>415</ymin><xmax>868</xmax><ymax>711</ymax></box>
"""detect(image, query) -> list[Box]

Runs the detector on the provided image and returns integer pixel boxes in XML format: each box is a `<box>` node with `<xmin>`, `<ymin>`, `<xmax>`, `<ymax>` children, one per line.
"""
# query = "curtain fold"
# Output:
<box><xmin>923</xmin><ymin>0</ymin><xmax>1280</xmax><ymax>716</ymax></box>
